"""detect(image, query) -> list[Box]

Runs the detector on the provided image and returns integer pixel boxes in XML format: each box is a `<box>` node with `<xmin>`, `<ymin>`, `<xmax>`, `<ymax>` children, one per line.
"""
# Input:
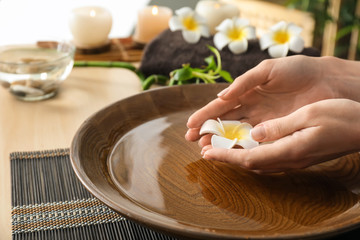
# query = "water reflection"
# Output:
<box><xmin>109</xmin><ymin>117</ymin><xmax>172</xmax><ymax>211</ymax></box>
<box><xmin>185</xmin><ymin>158</ymin><xmax>360</xmax><ymax>228</ymax></box>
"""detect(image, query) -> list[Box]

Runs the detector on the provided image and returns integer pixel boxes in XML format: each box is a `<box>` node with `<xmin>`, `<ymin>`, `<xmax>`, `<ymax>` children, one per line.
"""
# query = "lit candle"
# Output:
<box><xmin>133</xmin><ymin>5</ymin><xmax>173</xmax><ymax>44</ymax></box>
<box><xmin>195</xmin><ymin>0</ymin><xmax>240</xmax><ymax>35</ymax></box>
<box><xmin>69</xmin><ymin>6</ymin><xmax>112</xmax><ymax>48</ymax></box>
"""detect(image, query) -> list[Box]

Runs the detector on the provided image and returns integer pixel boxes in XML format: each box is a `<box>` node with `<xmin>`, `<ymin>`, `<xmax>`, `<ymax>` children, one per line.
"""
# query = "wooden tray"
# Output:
<box><xmin>70</xmin><ymin>83</ymin><xmax>360</xmax><ymax>240</ymax></box>
<box><xmin>38</xmin><ymin>37</ymin><xmax>143</xmax><ymax>62</ymax></box>
<box><xmin>74</xmin><ymin>37</ymin><xmax>143</xmax><ymax>62</ymax></box>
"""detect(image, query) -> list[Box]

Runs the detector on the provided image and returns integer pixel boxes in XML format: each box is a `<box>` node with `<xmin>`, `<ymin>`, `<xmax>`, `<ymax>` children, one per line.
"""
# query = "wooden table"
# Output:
<box><xmin>0</xmin><ymin>66</ymin><xmax>142</xmax><ymax>240</ymax></box>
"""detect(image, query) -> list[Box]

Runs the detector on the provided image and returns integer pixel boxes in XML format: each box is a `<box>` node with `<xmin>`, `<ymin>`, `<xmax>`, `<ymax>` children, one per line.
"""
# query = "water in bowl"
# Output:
<box><xmin>0</xmin><ymin>46</ymin><xmax>74</xmax><ymax>101</ymax></box>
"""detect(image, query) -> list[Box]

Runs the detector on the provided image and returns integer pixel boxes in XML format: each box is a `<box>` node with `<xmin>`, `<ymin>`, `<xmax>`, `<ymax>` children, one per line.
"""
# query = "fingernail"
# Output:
<box><xmin>185</xmin><ymin>130</ymin><xmax>189</xmax><ymax>138</ymax></box>
<box><xmin>201</xmin><ymin>148</ymin><xmax>207</xmax><ymax>158</ymax></box>
<box><xmin>251</xmin><ymin>125</ymin><xmax>266</xmax><ymax>141</ymax></box>
<box><xmin>217</xmin><ymin>87</ymin><xmax>229</xmax><ymax>97</ymax></box>
<box><xmin>202</xmin><ymin>151</ymin><xmax>214</xmax><ymax>160</ymax></box>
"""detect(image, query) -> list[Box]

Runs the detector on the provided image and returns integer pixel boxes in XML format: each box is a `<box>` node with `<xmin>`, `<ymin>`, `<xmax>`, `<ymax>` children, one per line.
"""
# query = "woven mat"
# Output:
<box><xmin>11</xmin><ymin>149</ymin><xmax>178</xmax><ymax>240</ymax></box>
<box><xmin>10</xmin><ymin>149</ymin><xmax>360</xmax><ymax>239</ymax></box>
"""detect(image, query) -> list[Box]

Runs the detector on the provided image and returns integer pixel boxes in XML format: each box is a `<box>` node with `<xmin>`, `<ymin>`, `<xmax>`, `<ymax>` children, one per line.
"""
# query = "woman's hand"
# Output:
<box><xmin>201</xmin><ymin>99</ymin><xmax>360</xmax><ymax>173</ymax></box>
<box><xmin>186</xmin><ymin>55</ymin><xmax>360</xmax><ymax>143</ymax></box>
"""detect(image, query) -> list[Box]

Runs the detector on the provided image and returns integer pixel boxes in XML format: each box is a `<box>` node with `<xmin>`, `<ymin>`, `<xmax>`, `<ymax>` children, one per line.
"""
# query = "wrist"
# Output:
<box><xmin>320</xmin><ymin>56</ymin><xmax>360</xmax><ymax>102</ymax></box>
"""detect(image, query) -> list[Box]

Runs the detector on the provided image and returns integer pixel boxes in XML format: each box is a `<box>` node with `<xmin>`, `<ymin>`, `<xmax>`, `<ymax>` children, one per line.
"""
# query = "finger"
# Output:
<box><xmin>202</xmin><ymin>137</ymin><xmax>302</xmax><ymax>170</ymax></box>
<box><xmin>185</xmin><ymin>127</ymin><xmax>201</xmax><ymax>141</ymax></box>
<box><xmin>187</xmin><ymin>97</ymin><xmax>241</xmax><ymax>129</ymax></box>
<box><xmin>201</xmin><ymin>144</ymin><xmax>212</xmax><ymax>156</ymax></box>
<box><xmin>250</xmin><ymin>106</ymin><xmax>309</xmax><ymax>142</ymax></box>
<box><xmin>218</xmin><ymin>60</ymin><xmax>274</xmax><ymax>100</ymax></box>
<box><xmin>198</xmin><ymin>134</ymin><xmax>212</xmax><ymax>148</ymax></box>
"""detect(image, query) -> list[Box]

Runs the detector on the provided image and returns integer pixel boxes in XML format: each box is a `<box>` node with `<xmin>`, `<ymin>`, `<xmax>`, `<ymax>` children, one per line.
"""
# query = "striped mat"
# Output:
<box><xmin>11</xmin><ymin>149</ymin><xmax>178</xmax><ymax>240</ymax></box>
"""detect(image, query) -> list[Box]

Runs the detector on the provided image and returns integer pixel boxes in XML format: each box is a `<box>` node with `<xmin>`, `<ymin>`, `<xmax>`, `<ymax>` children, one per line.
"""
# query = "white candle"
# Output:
<box><xmin>133</xmin><ymin>6</ymin><xmax>173</xmax><ymax>44</ymax></box>
<box><xmin>69</xmin><ymin>6</ymin><xmax>112</xmax><ymax>48</ymax></box>
<box><xmin>195</xmin><ymin>0</ymin><xmax>240</xmax><ymax>35</ymax></box>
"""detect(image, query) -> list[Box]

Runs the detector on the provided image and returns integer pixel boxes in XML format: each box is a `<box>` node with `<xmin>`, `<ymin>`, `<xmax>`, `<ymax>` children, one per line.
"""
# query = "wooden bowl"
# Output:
<box><xmin>70</xmin><ymin>84</ymin><xmax>360</xmax><ymax>239</ymax></box>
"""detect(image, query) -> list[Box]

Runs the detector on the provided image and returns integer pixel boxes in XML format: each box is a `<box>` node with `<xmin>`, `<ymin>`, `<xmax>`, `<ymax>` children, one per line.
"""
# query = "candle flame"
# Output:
<box><xmin>90</xmin><ymin>9</ymin><xmax>96</xmax><ymax>17</ymax></box>
<box><xmin>152</xmin><ymin>6</ymin><xmax>159</xmax><ymax>16</ymax></box>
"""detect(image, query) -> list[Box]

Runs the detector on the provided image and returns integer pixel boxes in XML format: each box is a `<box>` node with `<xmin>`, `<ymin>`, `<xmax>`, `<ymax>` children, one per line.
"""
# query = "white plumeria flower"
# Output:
<box><xmin>200</xmin><ymin>118</ymin><xmax>259</xmax><ymax>149</ymax></box>
<box><xmin>169</xmin><ymin>7</ymin><xmax>210</xmax><ymax>44</ymax></box>
<box><xmin>260</xmin><ymin>21</ymin><xmax>305</xmax><ymax>58</ymax></box>
<box><xmin>214</xmin><ymin>18</ymin><xmax>256</xmax><ymax>54</ymax></box>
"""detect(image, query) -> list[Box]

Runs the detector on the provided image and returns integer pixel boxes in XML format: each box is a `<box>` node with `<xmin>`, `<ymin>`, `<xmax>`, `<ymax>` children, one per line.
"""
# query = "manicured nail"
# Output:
<box><xmin>251</xmin><ymin>125</ymin><xmax>266</xmax><ymax>141</ymax></box>
<box><xmin>202</xmin><ymin>151</ymin><xmax>213</xmax><ymax>160</ymax></box>
<box><xmin>201</xmin><ymin>148</ymin><xmax>206</xmax><ymax>155</ymax></box>
<box><xmin>217</xmin><ymin>87</ymin><xmax>229</xmax><ymax>97</ymax></box>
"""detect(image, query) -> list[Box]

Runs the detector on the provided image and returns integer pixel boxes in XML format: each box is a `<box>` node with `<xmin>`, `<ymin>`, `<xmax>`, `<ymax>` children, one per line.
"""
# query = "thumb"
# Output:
<box><xmin>218</xmin><ymin>60</ymin><xmax>274</xmax><ymax>100</ymax></box>
<box><xmin>251</xmin><ymin>113</ymin><xmax>304</xmax><ymax>142</ymax></box>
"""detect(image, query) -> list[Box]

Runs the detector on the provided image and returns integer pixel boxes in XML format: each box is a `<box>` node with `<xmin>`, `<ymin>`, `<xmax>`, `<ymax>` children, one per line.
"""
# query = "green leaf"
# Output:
<box><xmin>207</xmin><ymin>45</ymin><xmax>222</xmax><ymax>74</ymax></box>
<box><xmin>219</xmin><ymin>70</ymin><xmax>234</xmax><ymax>83</ymax></box>
<box><xmin>336</xmin><ymin>25</ymin><xmax>355</xmax><ymax>40</ymax></box>
<box><xmin>173</xmin><ymin>67</ymin><xmax>193</xmax><ymax>81</ymax></box>
<box><xmin>191</xmin><ymin>67</ymin><xmax>207</xmax><ymax>73</ymax></box>
<box><xmin>204</xmin><ymin>55</ymin><xmax>216</xmax><ymax>70</ymax></box>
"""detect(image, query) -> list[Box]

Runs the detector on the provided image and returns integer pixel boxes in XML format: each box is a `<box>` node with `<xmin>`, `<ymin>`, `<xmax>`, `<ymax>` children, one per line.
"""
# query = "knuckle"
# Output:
<box><xmin>302</xmin><ymin>106</ymin><xmax>317</xmax><ymax>122</ymax></box>
<box><xmin>259</xmin><ymin>59</ymin><xmax>274</xmax><ymax>70</ymax></box>
<box><xmin>241</xmin><ymin>153</ymin><xmax>258</xmax><ymax>170</ymax></box>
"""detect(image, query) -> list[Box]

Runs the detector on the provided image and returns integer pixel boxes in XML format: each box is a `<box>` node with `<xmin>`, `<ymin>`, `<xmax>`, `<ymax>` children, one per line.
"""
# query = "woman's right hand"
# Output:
<box><xmin>186</xmin><ymin>55</ymin><xmax>360</xmax><ymax>144</ymax></box>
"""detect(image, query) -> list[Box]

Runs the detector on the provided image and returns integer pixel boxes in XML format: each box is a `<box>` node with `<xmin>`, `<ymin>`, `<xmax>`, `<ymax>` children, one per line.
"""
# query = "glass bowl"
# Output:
<box><xmin>0</xmin><ymin>41</ymin><xmax>75</xmax><ymax>101</ymax></box>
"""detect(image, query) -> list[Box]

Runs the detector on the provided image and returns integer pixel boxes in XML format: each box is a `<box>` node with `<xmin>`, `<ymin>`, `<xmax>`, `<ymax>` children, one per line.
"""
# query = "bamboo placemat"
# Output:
<box><xmin>11</xmin><ymin>149</ymin><xmax>177</xmax><ymax>240</ymax></box>
<box><xmin>10</xmin><ymin>149</ymin><xmax>360</xmax><ymax>239</ymax></box>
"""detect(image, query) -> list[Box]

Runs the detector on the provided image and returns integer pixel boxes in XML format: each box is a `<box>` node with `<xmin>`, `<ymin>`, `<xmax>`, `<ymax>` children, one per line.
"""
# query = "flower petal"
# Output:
<box><xmin>234</xmin><ymin>18</ymin><xmax>250</xmax><ymax>28</ymax></box>
<box><xmin>199</xmin><ymin>25</ymin><xmax>210</xmax><ymax>37</ymax></box>
<box><xmin>214</xmin><ymin>32</ymin><xmax>231</xmax><ymax>50</ymax></box>
<box><xmin>182</xmin><ymin>30</ymin><xmax>201</xmax><ymax>44</ymax></box>
<box><xmin>169</xmin><ymin>16</ymin><xmax>183</xmax><ymax>31</ymax></box>
<box><xmin>287</xmin><ymin>23</ymin><xmax>302</xmax><ymax>35</ymax></box>
<box><xmin>244</xmin><ymin>26</ymin><xmax>256</xmax><ymax>39</ymax></box>
<box><xmin>270</xmin><ymin>21</ymin><xmax>287</xmax><ymax>32</ymax></box>
<box><xmin>228</xmin><ymin>39</ymin><xmax>248</xmax><ymax>54</ymax></box>
<box><xmin>221</xmin><ymin>120</ymin><xmax>242</xmax><ymax>126</ymax></box>
<box><xmin>259</xmin><ymin>33</ymin><xmax>275</xmax><ymax>50</ymax></box>
<box><xmin>215</xmin><ymin>18</ymin><xmax>233</xmax><ymax>32</ymax></box>
<box><xmin>211</xmin><ymin>135</ymin><xmax>237</xmax><ymax>149</ymax></box>
<box><xmin>236</xmin><ymin>138</ymin><xmax>259</xmax><ymax>149</ymax></box>
<box><xmin>289</xmin><ymin>35</ymin><xmax>304</xmax><ymax>53</ymax></box>
<box><xmin>217</xmin><ymin>118</ymin><xmax>226</xmax><ymax>134</ymax></box>
<box><xmin>268</xmin><ymin>43</ymin><xmax>289</xmax><ymax>58</ymax></box>
<box><xmin>175</xmin><ymin>7</ymin><xmax>193</xmax><ymax>17</ymax></box>
<box><xmin>200</xmin><ymin>119</ymin><xmax>224</xmax><ymax>136</ymax></box>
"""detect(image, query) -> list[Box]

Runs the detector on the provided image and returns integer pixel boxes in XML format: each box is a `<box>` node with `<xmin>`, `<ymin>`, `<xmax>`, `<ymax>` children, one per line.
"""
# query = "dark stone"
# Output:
<box><xmin>139</xmin><ymin>29</ymin><xmax>320</xmax><ymax>80</ymax></box>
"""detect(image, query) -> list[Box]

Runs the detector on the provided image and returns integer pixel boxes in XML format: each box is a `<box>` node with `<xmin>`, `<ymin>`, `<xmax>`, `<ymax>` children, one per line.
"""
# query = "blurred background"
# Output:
<box><xmin>0</xmin><ymin>0</ymin><xmax>359</xmax><ymax>60</ymax></box>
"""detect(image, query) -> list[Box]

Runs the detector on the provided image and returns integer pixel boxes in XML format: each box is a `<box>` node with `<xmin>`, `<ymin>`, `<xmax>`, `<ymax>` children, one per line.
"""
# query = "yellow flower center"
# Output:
<box><xmin>227</xmin><ymin>28</ymin><xmax>245</xmax><ymax>41</ymax></box>
<box><xmin>182</xmin><ymin>16</ymin><xmax>198</xmax><ymax>31</ymax></box>
<box><xmin>273</xmin><ymin>30</ymin><xmax>290</xmax><ymax>44</ymax></box>
<box><xmin>223</xmin><ymin>124</ymin><xmax>248</xmax><ymax>140</ymax></box>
